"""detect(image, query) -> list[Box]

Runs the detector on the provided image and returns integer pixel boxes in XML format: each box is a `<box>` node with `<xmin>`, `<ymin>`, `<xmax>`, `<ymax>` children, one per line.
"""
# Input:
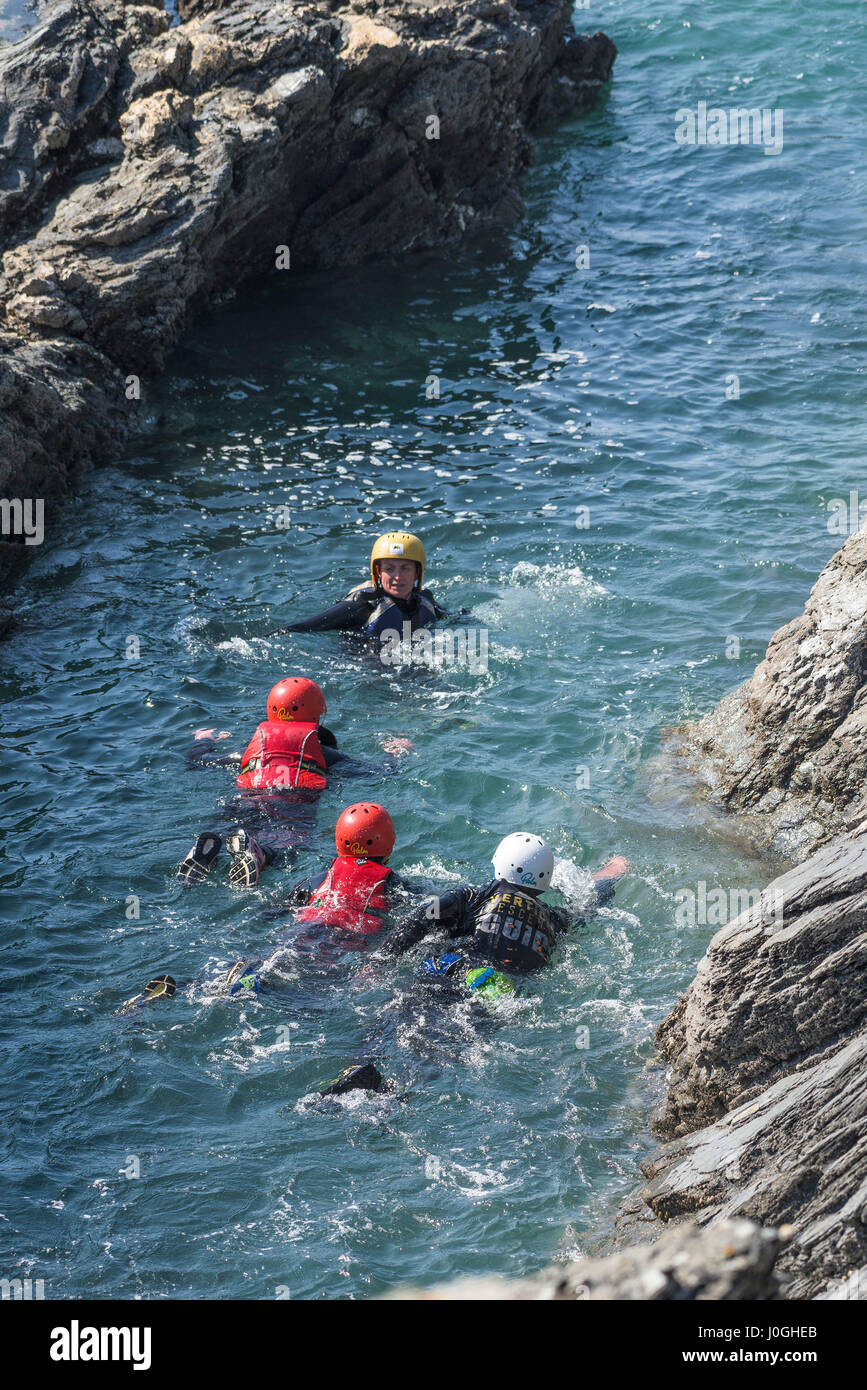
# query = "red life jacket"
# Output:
<box><xmin>236</xmin><ymin>720</ymin><xmax>327</xmax><ymax>791</ymax></box>
<box><xmin>295</xmin><ymin>856</ymin><xmax>391</xmax><ymax>935</ymax></box>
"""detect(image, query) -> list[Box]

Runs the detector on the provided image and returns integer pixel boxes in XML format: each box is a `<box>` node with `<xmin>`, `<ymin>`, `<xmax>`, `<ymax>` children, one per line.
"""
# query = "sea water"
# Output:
<box><xmin>1</xmin><ymin>0</ymin><xmax>863</xmax><ymax>1298</ymax></box>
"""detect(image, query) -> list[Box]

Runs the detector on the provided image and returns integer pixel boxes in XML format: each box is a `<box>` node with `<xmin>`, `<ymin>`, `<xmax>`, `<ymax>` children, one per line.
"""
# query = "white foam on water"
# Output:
<box><xmin>552</xmin><ymin>856</ymin><xmax>598</xmax><ymax>913</ymax></box>
<box><xmin>507</xmin><ymin>560</ymin><xmax>607</xmax><ymax>597</ymax></box>
<box><xmin>214</xmin><ymin>636</ymin><xmax>258</xmax><ymax>658</ymax></box>
<box><xmin>400</xmin><ymin>858</ymin><xmax>465</xmax><ymax>887</ymax></box>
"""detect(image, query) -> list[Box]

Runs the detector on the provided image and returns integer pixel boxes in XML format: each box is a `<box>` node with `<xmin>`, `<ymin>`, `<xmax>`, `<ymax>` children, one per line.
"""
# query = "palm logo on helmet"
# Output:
<box><xmin>267</xmin><ymin>677</ymin><xmax>326</xmax><ymax>724</ymax></box>
<box><xmin>370</xmin><ymin>532</ymin><xmax>426</xmax><ymax>589</ymax></box>
<box><xmin>335</xmin><ymin>803</ymin><xmax>396</xmax><ymax>860</ymax></box>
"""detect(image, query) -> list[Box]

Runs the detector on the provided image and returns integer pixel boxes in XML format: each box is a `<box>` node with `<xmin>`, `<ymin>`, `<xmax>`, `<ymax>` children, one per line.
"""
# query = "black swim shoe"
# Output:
<box><xmin>177</xmin><ymin>832</ymin><xmax>222</xmax><ymax>884</ymax></box>
<box><xmin>226</xmin><ymin>829</ymin><xmax>266</xmax><ymax>889</ymax></box>
<box><xmin>319</xmin><ymin>1062</ymin><xmax>384</xmax><ymax>1097</ymax></box>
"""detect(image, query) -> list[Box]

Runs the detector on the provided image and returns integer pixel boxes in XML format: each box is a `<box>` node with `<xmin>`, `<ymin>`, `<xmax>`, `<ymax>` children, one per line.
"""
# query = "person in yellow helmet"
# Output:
<box><xmin>273</xmin><ymin>531</ymin><xmax>446</xmax><ymax>640</ymax></box>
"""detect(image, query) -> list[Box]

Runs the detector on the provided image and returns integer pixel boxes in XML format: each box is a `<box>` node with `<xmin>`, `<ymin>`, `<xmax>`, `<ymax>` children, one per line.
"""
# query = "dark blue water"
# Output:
<box><xmin>1</xmin><ymin>0</ymin><xmax>864</xmax><ymax>1298</ymax></box>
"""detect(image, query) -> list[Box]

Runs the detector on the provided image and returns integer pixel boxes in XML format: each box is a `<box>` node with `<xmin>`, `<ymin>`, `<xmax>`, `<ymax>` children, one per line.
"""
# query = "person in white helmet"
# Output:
<box><xmin>319</xmin><ymin>834</ymin><xmax>628</xmax><ymax>1096</ymax></box>
<box><xmin>385</xmin><ymin>834</ymin><xmax>627</xmax><ymax>978</ymax></box>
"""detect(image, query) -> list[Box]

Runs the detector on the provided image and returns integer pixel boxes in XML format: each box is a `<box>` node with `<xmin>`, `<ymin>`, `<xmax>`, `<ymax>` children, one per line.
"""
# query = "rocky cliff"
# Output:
<box><xmin>673</xmin><ymin>530</ymin><xmax>867</xmax><ymax>861</ymax></box>
<box><xmin>640</xmin><ymin>824</ymin><xmax>867</xmax><ymax>1300</ymax></box>
<box><xmin>0</xmin><ymin>0</ymin><xmax>615</xmax><ymax>596</ymax></box>
<box><xmin>388</xmin><ymin>1218</ymin><xmax>791</xmax><ymax>1299</ymax></box>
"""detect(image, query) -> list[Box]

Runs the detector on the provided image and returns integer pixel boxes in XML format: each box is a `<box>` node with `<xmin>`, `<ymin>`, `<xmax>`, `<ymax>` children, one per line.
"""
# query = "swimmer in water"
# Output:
<box><xmin>272</xmin><ymin>531</ymin><xmax>448</xmax><ymax>641</ymax></box>
<box><xmin>319</xmin><ymin>834</ymin><xmax>629</xmax><ymax>1095</ymax></box>
<box><xmin>177</xmin><ymin>678</ymin><xmax>410</xmax><ymax>889</ymax></box>
<box><xmin>123</xmin><ymin>804</ymin><xmax>422</xmax><ymax>1009</ymax></box>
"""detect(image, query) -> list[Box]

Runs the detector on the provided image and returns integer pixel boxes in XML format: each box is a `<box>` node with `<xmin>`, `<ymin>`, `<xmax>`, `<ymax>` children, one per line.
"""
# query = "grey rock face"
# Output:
<box><xmin>0</xmin><ymin>0</ymin><xmax>616</xmax><ymax>529</ymax></box>
<box><xmin>675</xmin><ymin>531</ymin><xmax>867</xmax><ymax>860</ymax></box>
<box><xmin>386</xmin><ymin>1218</ymin><xmax>788</xmax><ymax>1299</ymax></box>
<box><xmin>643</xmin><ymin>826</ymin><xmax>867</xmax><ymax>1300</ymax></box>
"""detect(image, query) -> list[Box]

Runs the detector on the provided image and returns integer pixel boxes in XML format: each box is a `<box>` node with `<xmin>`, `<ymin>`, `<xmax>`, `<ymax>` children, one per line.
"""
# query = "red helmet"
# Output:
<box><xmin>267</xmin><ymin>677</ymin><xmax>326</xmax><ymax>724</ymax></box>
<box><xmin>335</xmin><ymin>803</ymin><xmax>396</xmax><ymax>860</ymax></box>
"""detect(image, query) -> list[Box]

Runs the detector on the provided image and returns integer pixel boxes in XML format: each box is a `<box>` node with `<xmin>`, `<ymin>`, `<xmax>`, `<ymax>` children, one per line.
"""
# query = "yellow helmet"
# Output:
<box><xmin>370</xmin><ymin>532</ymin><xmax>425</xmax><ymax>588</ymax></box>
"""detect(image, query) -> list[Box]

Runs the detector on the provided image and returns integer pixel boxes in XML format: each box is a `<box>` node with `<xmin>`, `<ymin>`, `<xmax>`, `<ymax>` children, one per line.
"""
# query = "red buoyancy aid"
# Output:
<box><xmin>295</xmin><ymin>856</ymin><xmax>391</xmax><ymax>934</ymax></box>
<box><xmin>236</xmin><ymin>720</ymin><xmax>327</xmax><ymax>791</ymax></box>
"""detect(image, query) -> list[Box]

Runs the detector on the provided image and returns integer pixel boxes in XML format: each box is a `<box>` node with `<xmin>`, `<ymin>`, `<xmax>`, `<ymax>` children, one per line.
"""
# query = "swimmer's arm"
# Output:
<box><xmin>420</xmin><ymin>588</ymin><xmax>474</xmax><ymax>622</ymax></box>
<box><xmin>560</xmin><ymin>865</ymin><xmax>625</xmax><ymax>933</ymax></box>
<box><xmin>548</xmin><ymin>904</ymin><xmax>572</xmax><ymax>935</ymax></box>
<box><xmin>323</xmin><ymin>749</ymin><xmax>400</xmax><ymax>779</ymax></box>
<box><xmin>384</xmin><ymin>886</ymin><xmax>472</xmax><ymax>954</ymax></box>
<box><xmin>259</xmin><ymin>871</ymin><xmax>327</xmax><ymax>918</ymax></box>
<box><xmin>267</xmin><ymin>598</ymin><xmax>371</xmax><ymax>636</ymax></box>
<box><xmin>185</xmin><ymin>736</ymin><xmax>242</xmax><ymax>770</ymax></box>
<box><xmin>386</xmin><ymin>872</ymin><xmax>428</xmax><ymax>898</ymax></box>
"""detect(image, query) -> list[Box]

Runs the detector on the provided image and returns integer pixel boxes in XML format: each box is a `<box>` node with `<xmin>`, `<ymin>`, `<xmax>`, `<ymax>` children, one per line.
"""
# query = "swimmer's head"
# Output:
<box><xmin>267</xmin><ymin>677</ymin><xmax>326</xmax><ymax>725</ymax></box>
<box><xmin>371</xmin><ymin>532</ymin><xmax>425</xmax><ymax>597</ymax></box>
<box><xmin>491</xmin><ymin>833</ymin><xmax>554</xmax><ymax>890</ymax></box>
<box><xmin>335</xmin><ymin>802</ymin><xmax>396</xmax><ymax>861</ymax></box>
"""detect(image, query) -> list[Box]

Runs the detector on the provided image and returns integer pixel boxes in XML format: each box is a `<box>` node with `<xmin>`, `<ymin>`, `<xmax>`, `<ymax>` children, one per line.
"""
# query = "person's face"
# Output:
<box><xmin>377</xmin><ymin>558</ymin><xmax>417</xmax><ymax>598</ymax></box>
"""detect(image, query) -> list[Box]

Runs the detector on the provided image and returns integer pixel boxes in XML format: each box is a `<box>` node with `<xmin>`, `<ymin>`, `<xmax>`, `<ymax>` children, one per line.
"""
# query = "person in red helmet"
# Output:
<box><xmin>177</xmin><ymin>680</ymin><xmax>404</xmax><ymax>889</ymax></box>
<box><xmin>125</xmin><ymin>805</ymin><xmax>420</xmax><ymax>1010</ymax></box>
<box><xmin>235</xmin><ymin>677</ymin><xmax>330</xmax><ymax>797</ymax></box>
<box><xmin>291</xmin><ymin>803</ymin><xmax>400</xmax><ymax>937</ymax></box>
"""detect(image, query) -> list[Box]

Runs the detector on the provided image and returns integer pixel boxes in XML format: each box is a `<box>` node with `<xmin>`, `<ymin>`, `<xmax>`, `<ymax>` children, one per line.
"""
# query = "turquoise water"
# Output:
<box><xmin>2</xmin><ymin>1</ymin><xmax>865</xmax><ymax>1298</ymax></box>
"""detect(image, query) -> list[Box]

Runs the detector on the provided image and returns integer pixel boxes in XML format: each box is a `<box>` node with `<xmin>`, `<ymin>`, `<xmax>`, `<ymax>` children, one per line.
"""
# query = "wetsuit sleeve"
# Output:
<box><xmin>185</xmin><ymin>737</ymin><xmax>242</xmax><ymax>770</ymax></box>
<box><xmin>548</xmin><ymin>903</ymin><xmax>572</xmax><ymax>936</ymax></box>
<box><xmin>386</xmin><ymin>871</ymin><xmax>427</xmax><ymax>897</ymax></box>
<box><xmin>564</xmin><ymin>879</ymin><xmax>616</xmax><ymax>934</ymax></box>
<box><xmin>318</xmin><ymin>725</ymin><xmax>338</xmax><ymax>749</ymax></box>
<box><xmin>324</xmin><ymin>749</ymin><xmax>399</xmax><ymax>778</ymax></box>
<box><xmin>287</xmin><ymin>871</ymin><xmax>327</xmax><ymax>906</ymax></box>
<box><xmin>260</xmin><ymin>870</ymin><xmax>328</xmax><ymax>917</ymax></box>
<box><xmin>384</xmin><ymin>886</ymin><xmax>473</xmax><ymax>954</ymax></box>
<box><xmin>594</xmin><ymin>879</ymin><xmax>616</xmax><ymax>908</ymax></box>
<box><xmin>270</xmin><ymin>598</ymin><xmax>371</xmax><ymax>635</ymax></box>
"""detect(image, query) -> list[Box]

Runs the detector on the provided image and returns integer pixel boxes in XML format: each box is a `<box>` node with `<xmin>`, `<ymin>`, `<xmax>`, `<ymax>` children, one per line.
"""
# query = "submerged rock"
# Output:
<box><xmin>386</xmin><ymin>1218</ymin><xmax>788</xmax><ymax>1299</ymax></box>
<box><xmin>0</xmin><ymin>0</ymin><xmax>616</xmax><ymax>562</ymax></box>
<box><xmin>673</xmin><ymin>530</ymin><xmax>867</xmax><ymax>860</ymax></box>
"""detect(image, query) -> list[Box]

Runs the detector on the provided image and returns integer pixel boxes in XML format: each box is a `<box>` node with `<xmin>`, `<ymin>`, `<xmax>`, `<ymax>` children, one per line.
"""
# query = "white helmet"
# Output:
<box><xmin>491</xmin><ymin>833</ymin><xmax>555</xmax><ymax>890</ymax></box>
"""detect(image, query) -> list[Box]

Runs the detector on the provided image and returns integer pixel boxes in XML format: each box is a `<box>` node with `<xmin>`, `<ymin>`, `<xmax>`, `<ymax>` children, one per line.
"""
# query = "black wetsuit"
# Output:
<box><xmin>275</xmin><ymin>584</ymin><xmax>446</xmax><ymax>639</ymax></box>
<box><xmin>330</xmin><ymin>875</ymin><xmax>616</xmax><ymax>1085</ymax></box>
<box><xmin>386</xmin><ymin>878</ymin><xmax>580</xmax><ymax>973</ymax></box>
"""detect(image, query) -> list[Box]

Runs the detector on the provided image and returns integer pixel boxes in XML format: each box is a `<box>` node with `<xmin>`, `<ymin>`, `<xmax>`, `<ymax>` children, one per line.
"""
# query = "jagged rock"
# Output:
<box><xmin>815</xmin><ymin>1266</ymin><xmax>866</xmax><ymax>1300</ymax></box>
<box><xmin>0</xmin><ymin>0</ymin><xmax>615</xmax><ymax>586</ymax></box>
<box><xmin>674</xmin><ymin>530</ymin><xmax>867</xmax><ymax>860</ymax></box>
<box><xmin>0</xmin><ymin>1</ymin><xmax>168</xmax><ymax>237</ymax></box>
<box><xmin>0</xmin><ymin>333</ymin><xmax>129</xmax><ymax>499</ymax></box>
<box><xmin>641</xmin><ymin>1033</ymin><xmax>867</xmax><ymax>1300</ymax></box>
<box><xmin>385</xmin><ymin>1219</ymin><xmax>788</xmax><ymax>1299</ymax></box>
<box><xmin>640</xmin><ymin>826</ymin><xmax>867</xmax><ymax>1300</ymax></box>
<box><xmin>654</xmin><ymin>826</ymin><xmax>867</xmax><ymax>1138</ymax></box>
